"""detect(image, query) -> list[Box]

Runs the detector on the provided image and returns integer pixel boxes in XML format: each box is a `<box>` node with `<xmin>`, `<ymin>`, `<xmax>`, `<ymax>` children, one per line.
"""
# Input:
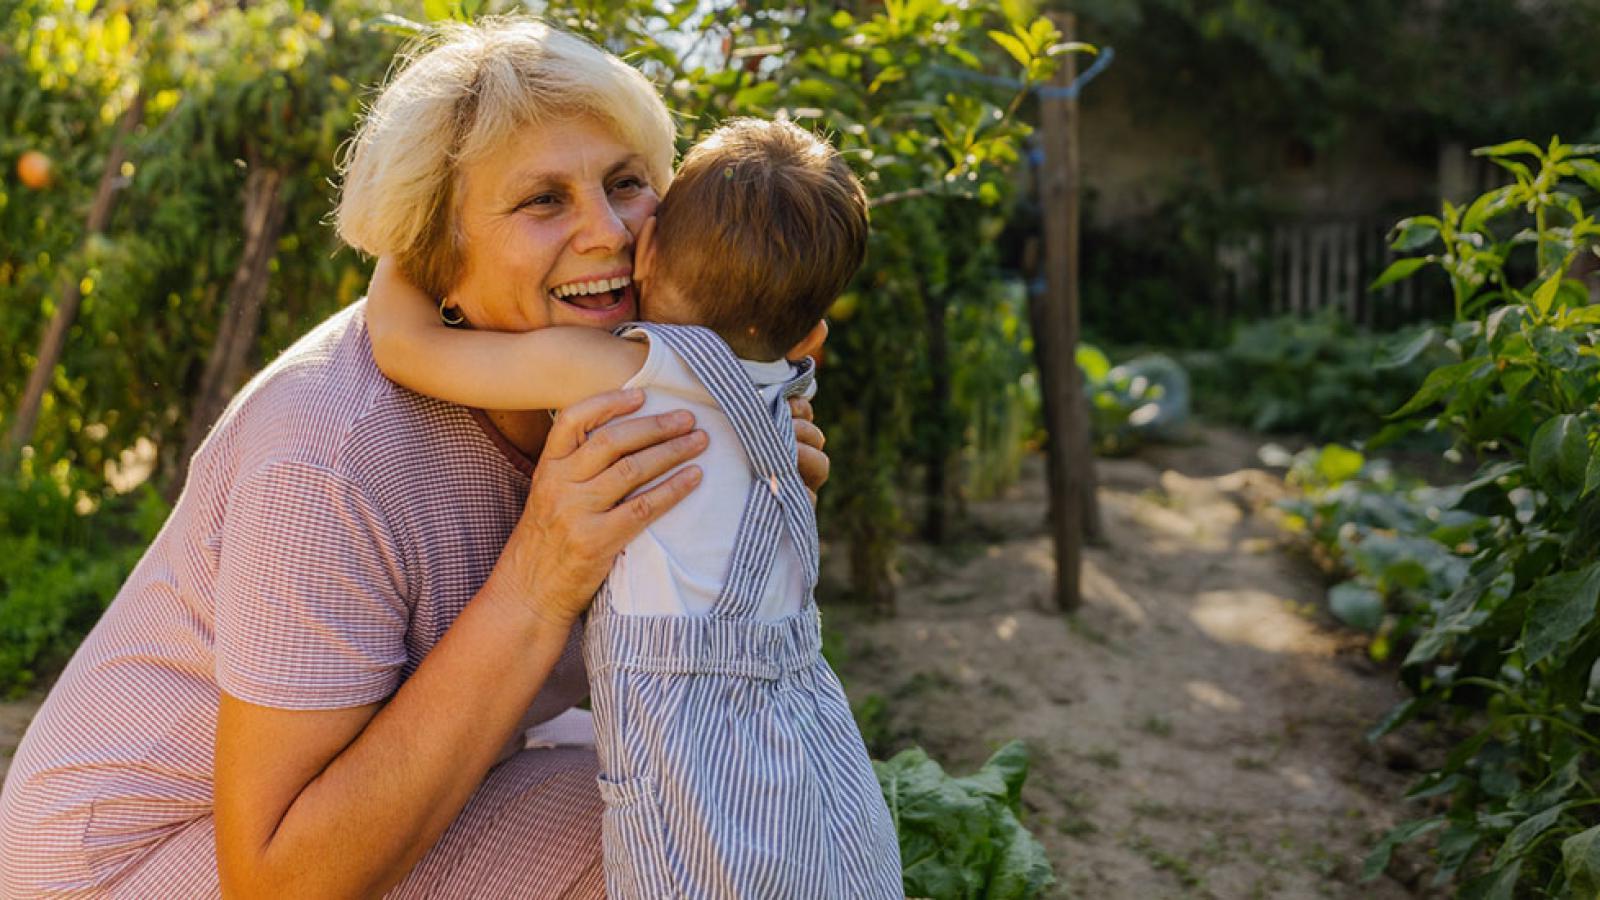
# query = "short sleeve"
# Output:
<box><xmin>214</xmin><ymin>458</ymin><xmax>410</xmax><ymax>709</ymax></box>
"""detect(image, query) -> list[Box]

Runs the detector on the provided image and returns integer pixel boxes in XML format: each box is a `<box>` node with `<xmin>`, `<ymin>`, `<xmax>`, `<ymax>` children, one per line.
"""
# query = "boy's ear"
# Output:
<box><xmin>785</xmin><ymin>319</ymin><xmax>829</xmax><ymax>362</ymax></box>
<box><xmin>635</xmin><ymin>216</ymin><xmax>659</xmax><ymax>283</ymax></box>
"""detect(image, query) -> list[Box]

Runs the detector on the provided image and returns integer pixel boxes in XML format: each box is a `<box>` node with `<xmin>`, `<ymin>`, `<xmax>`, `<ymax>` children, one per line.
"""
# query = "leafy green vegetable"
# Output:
<box><xmin>1328</xmin><ymin>581</ymin><xmax>1384</xmax><ymax>631</ymax></box>
<box><xmin>876</xmin><ymin>740</ymin><xmax>1054</xmax><ymax>899</ymax></box>
<box><xmin>1563</xmin><ymin>825</ymin><xmax>1600</xmax><ymax>897</ymax></box>
<box><xmin>1181</xmin><ymin>312</ymin><xmax>1445</xmax><ymax>443</ymax></box>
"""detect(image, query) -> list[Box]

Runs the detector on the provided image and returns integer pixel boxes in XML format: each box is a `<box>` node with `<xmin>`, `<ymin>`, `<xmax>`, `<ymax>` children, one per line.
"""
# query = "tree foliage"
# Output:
<box><xmin>1</xmin><ymin>0</ymin><xmax>1081</xmax><ymax>676</ymax></box>
<box><xmin>2</xmin><ymin>0</ymin><xmax>393</xmax><ymax>479</ymax></box>
<box><xmin>1075</xmin><ymin>0</ymin><xmax>1600</xmax><ymax>161</ymax></box>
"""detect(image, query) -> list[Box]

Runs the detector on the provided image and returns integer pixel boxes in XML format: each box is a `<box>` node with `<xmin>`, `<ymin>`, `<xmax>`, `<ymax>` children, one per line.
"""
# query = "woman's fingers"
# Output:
<box><xmin>591</xmin><ymin>428</ymin><xmax>709</xmax><ymax>507</ymax></box>
<box><xmin>566</xmin><ymin>409</ymin><xmax>700</xmax><ymax>484</ymax></box>
<box><xmin>606</xmin><ymin>465</ymin><xmax>704</xmax><ymax>530</ymax></box>
<box><xmin>793</xmin><ymin>418</ymin><xmax>825</xmax><ymax>452</ymax></box>
<box><xmin>792</xmin><ymin>408</ymin><xmax>829</xmax><ymax>496</ymax></box>
<box><xmin>544</xmin><ymin>389</ymin><xmax>648</xmax><ymax>462</ymax></box>
<box><xmin>796</xmin><ymin>442</ymin><xmax>830</xmax><ymax>496</ymax></box>
<box><xmin>788</xmin><ymin>396</ymin><xmax>814</xmax><ymax>423</ymax></box>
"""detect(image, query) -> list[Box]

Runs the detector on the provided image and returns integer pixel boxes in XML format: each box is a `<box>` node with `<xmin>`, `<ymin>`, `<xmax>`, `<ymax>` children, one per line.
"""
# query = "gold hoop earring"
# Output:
<box><xmin>439</xmin><ymin>297</ymin><xmax>465</xmax><ymax>326</ymax></box>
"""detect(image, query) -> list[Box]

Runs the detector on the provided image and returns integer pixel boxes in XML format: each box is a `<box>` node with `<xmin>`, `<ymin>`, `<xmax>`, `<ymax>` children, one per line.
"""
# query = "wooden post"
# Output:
<box><xmin>921</xmin><ymin>280</ymin><xmax>951</xmax><ymax>545</ymax></box>
<box><xmin>1037</xmin><ymin>13</ymin><xmax>1103</xmax><ymax>611</ymax></box>
<box><xmin>5</xmin><ymin>91</ymin><xmax>145</xmax><ymax>457</ymax></box>
<box><xmin>1309</xmin><ymin>225</ymin><xmax>1327</xmax><ymax>316</ymax></box>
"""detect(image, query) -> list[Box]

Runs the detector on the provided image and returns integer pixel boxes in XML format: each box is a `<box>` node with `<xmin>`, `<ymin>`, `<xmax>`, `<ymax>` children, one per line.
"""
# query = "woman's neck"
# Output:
<box><xmin>485</xmin><ymin>409</ymin><xmax>552</xmax><ymax>460</ymax></box>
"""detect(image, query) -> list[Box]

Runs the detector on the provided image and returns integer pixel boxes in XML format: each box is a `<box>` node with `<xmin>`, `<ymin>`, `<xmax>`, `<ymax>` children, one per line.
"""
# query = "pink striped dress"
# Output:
<box><xmin>0</xmin><ymin>301</ymin><xmax>606</xmax><ymax>898</ymax></box>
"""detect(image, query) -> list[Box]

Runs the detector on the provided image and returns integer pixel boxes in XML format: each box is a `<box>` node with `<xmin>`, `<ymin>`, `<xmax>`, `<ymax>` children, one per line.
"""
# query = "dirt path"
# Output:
<box><xmin>826</xmin><ymin>426</ymin><xmax>1433</xmax><ymax>899</ymax></box>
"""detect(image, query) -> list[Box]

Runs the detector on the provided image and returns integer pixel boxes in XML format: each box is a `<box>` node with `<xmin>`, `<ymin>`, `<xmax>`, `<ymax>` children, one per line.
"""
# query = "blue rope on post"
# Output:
<box><xmin>928</xmin><ymin>46</ymin><xmax>1115</xmax><ymax>101</ymax></box>
<box><xmin>1037</xmin><ymin>46</ymin><xmax>1115</xmax><ymax>100</ymax></box>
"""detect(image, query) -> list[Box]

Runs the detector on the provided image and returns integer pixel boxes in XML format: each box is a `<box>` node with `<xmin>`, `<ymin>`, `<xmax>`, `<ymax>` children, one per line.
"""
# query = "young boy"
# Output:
<box><xmin>365</xmin><ymin>118</ymin><xmax>903</xmax><ymax>899</ymax></box>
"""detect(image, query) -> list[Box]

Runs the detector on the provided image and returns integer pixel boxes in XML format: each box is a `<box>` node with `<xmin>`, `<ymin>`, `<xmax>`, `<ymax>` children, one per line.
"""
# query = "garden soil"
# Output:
<box><xmin>0</xmin><ymin>426</ymin><xmax>1438</xmax><ymax>898</ymax></box>
<box><xmin>825</xmin><ymin>425</ymin><xmax>1442</xmax><ymax>899</ymax></box>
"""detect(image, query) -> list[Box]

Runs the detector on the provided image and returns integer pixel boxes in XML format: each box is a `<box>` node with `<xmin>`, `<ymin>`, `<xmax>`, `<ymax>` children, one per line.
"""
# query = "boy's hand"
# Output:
<box><xmin>790</xmin><ymin>397</ymin><xmax>829</xmax><ymax>503</ymax></box>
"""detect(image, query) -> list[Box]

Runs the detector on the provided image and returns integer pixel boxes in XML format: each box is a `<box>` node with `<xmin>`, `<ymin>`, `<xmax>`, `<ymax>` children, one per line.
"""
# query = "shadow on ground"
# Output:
<box><xmin>824</xmin><ymin>425</ymin><xmax>1443</xmax><ymax>900</ymax></box>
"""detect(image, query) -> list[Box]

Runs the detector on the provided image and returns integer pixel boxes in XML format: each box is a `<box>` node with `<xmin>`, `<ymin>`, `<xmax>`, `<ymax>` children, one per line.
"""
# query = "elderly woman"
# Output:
<box><xmin>0</xmin><ymin>18</ymin><xmax>828</xmax><ymax>898</ymax></box>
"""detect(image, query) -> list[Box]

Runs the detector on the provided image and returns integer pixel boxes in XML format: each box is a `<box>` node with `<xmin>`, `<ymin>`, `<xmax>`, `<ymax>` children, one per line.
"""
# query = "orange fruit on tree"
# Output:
<box><xmin>17</xmin><ymin>150</ymin><xmax>53</xmax><ymax>190</ymax></box>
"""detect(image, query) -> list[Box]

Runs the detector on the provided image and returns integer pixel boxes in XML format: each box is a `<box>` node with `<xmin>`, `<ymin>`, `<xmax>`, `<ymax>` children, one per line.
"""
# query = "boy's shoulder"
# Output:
<box><xmin>618</xmin><ymin>323</ymin><xmax>804</xmax><ymax>397</ymax></box>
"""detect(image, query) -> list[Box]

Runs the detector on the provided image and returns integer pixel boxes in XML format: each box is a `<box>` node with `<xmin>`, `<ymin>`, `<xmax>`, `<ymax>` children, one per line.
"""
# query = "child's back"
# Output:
<box><xmin>602</xmin><ymin>332</ymin><xmax>810</xmax><ymax>620</ymax></box>
<box><xmin>582</xmin><ymin>119</ymin><xmax>900</xmax><ymax>898</ymax></box>
<box><xmin>584</xmin><ymin>323</ymin><xmax>900</xmax><ymax>899</ymax></box>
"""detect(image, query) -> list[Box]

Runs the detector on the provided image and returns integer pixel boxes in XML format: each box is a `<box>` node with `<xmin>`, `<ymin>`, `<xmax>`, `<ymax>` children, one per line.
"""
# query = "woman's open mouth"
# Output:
<box><xmin>549</xmin><ymin>275</ymin><xmax>635</xmax><ymax>323</ymax></box>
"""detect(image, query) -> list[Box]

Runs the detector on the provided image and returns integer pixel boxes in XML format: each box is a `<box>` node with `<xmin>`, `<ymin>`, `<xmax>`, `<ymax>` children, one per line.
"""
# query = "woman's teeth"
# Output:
<box><xmin>552</xmin><ymin>276</ymin><xmax>631</xmax><ymax>299</ymax></box>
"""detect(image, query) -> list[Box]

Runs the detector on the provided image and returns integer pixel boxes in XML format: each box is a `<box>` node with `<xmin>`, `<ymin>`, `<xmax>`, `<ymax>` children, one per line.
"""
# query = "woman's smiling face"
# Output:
<box><xmin>448</xmin><ymin>116</ymin><xmax>660</xmax><ymax>332</ymax></box>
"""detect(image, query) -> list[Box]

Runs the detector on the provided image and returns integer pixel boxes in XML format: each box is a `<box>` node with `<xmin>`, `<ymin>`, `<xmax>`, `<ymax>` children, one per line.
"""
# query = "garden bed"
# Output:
<box><xmin>826</xmin><ymin>427</ymin><xmax>1442</xmax><ymax>898</ymax></box>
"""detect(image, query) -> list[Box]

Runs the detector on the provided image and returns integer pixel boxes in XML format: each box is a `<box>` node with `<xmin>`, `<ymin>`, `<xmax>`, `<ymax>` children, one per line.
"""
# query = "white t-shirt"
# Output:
<box><xmin>605</xmin><ymin>332</ymin><xmax>815</xmax><ymax>620</ymax></box>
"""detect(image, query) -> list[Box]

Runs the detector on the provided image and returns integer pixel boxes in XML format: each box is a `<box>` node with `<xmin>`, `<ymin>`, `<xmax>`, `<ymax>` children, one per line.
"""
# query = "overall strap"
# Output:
<box><xmin>620</xmin><ymin>324</ymin><xmax>819</xmax><ymax>618</ymax></box>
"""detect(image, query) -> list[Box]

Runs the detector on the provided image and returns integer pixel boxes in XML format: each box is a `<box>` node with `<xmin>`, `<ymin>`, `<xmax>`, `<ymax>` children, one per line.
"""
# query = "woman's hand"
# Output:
<box><xmin>492</xmin><ymin>389</ymin><xmax>707</xmax><ymax>629</ymax></box>
<box><xmin>784</xmin><ymin>319</ymin><xmax>829</xmax><ymax>501</ymax></box>
<box><xmin>790</xmin><ymin>397</ymin><xmax>830</xmax><ymax>502</ymax></box>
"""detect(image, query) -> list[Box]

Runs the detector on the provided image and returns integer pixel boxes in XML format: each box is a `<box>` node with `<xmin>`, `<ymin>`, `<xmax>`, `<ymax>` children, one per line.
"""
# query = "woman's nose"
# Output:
<box><xmin>571</xmin><ymin>192</ymin><xmax>630</xmax><ymax>256</ymax></box>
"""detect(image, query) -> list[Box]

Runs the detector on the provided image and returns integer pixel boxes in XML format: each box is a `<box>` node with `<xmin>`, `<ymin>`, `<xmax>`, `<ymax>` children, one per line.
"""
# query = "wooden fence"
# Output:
<box><xmin>1212</xmin><ymin>149</ymin><xmax>1517</xmax><ymax>328</ymax></box>
<box><xmin>1214</xmin><ymin>216</ymin><xmax>1443</xmax><ymax>329</ymax></box>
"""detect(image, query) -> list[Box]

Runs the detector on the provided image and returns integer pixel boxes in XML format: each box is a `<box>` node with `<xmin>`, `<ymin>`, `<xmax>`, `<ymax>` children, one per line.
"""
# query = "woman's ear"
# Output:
<box><xmin>634</xmin><ymin>216</ymin><xmax>659</xmax><ymax>285</ymax></box>
<box><xmin>785</xmin><ymin>318</ymin><xmax>829</xmax><ymax>362</ymax></box>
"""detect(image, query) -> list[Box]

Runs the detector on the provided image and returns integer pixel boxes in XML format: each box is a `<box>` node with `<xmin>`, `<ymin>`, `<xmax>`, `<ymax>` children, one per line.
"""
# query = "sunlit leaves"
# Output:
<box><xmin>986</xmin><ymin>15</ymin><xmax>1079</xmax><ymax>85</ymax></box>
<box><xmin>2</xmin><ymin>0</ymin><xmax>398</xmax><ymax>487</ymax></box>
<box><xmin>1348</xmin><ymin>137</ymin><xmax>1600</xmax><ymax>895</ymax></box>
<box><xmin>422</xmin><ymin>0</ymin><xmax>481</xmax><ymax>23</ymax></box>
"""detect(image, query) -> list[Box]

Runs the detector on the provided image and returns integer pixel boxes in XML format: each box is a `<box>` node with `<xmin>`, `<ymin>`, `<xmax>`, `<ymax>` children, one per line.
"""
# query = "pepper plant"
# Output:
<box><xmin>1360</xmin><ymin>138</ymin><xmax>1600</xmax><ymax>895</ymax></box>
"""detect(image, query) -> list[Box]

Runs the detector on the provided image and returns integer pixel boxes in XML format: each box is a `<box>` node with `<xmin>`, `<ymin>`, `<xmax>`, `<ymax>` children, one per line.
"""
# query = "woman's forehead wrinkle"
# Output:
<box><xmin>505</xmin><ymin>145</ymin><xmax>640</xmax><ymax>194</ymax></box>
<box><xmin>607</xmin><ymin>154</ymin><xmax>644</xmax><ymax>176</ymax></box>
<box><xmin>506</xmin><ymin>169</ymin><xmax>566</xmax><ymax>198</ymax></box>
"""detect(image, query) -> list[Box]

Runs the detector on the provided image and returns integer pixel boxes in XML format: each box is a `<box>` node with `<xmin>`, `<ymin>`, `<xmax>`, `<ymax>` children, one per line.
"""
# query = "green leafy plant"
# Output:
<box><xmin>1273</xmin><ymin>443</ymin><xmax>1482</xmax><ymax>655</ymax></box>
<box><xmin>1354</xmin><ymin>138</ymin><xmax>1600</xmax><ymax>894</ymax></box>
<box><xmin>1077</xmin><ymin>343</ymin><xmax>1182</xmax><ymax>456</ymax></box>
<box><xmin>0</xmin><ymin>461</ymin><xmax>166</xmax><ymax>696</ymax></box>
<box><xmin>876</xmin><ymin>740</ymin><xmax>1054</xmax><ymax>899</ymax></box>
<box><xmin>1180</xmin><ymin>311</ymin><xmax>1447</xmax><ymax>442</ymax></box>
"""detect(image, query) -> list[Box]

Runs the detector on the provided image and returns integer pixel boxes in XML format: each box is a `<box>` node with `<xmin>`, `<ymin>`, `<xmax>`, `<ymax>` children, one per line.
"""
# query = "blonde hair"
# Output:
<box><xmin>653</xmin><ymin>118</ymin><xmax>868</xmax><ymax>359</ymax></box>
<box><xmin>336</xmin><ymin>18</ymin><xmax>676</xmax><ymax>299</ymax></box>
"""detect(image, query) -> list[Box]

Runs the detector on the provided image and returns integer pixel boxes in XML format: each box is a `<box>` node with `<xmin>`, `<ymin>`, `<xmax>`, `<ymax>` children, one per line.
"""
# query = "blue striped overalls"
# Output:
<box><xmin>583</xmin><ymin>323</ymin><xmax>904</xmax><ymax>899</ymax></box>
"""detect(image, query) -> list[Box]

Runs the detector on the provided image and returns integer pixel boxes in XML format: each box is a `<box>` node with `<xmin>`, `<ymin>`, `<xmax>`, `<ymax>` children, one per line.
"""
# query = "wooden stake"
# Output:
<box><xmin>1037</xmin><ymin>13</ymin><xmax>1103</xmax><ymax>611</ymax></box>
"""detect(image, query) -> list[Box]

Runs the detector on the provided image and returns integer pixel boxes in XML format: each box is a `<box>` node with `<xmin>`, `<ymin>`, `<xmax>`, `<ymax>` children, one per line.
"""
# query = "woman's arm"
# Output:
<box><xmin>365</xmin><ymin>257</ymin><xmax>646</xmax><ymax>410</ymax></box>
<box><xmin>214</xmin><ymin>390</ymin><xmax>708</xmax><ymax>900</ymax></box>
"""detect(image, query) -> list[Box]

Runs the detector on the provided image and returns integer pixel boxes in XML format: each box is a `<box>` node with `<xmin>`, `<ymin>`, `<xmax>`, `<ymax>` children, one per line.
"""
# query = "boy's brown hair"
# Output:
<box><xmin>652</xmin><ymin>118</ymin><xmax>869</xmax><ymax>359</ymax></box>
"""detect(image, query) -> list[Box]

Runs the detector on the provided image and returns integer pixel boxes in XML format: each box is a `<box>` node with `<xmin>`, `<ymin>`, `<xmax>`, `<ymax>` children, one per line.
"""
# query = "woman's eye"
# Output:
<box><xmin>520</xmin><ymin>194</ymin><xmax>559</xmax><ymax>211</ymax></box>
<box><xmin>610</xmin><ymin>177</ymin><xmax>644</xmax><ymax>193</ymax></box>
